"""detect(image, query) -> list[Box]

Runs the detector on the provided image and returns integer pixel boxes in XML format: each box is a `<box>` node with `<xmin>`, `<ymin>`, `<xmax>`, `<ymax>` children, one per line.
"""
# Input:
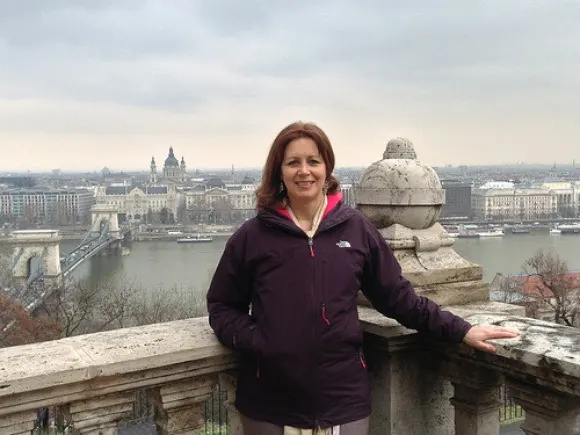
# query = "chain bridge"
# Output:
<box><xmin>1</xmin><ymin>205</ymin><xmax>133</xmax><ymax>313</ymax></box>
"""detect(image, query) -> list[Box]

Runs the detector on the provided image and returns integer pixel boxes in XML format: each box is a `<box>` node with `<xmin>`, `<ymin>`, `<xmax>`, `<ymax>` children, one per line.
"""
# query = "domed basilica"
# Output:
<box><xmin>150</xmin><ymin>147</ymin><xmax>187</xmax><ymax>184</ymax></box>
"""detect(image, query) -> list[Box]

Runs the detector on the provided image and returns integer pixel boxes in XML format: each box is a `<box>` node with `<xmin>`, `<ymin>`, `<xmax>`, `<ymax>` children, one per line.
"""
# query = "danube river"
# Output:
<box><xmin>58</xmin><ymin>230</ymin><xmax>580</xmax><ymax>298</ymax></box>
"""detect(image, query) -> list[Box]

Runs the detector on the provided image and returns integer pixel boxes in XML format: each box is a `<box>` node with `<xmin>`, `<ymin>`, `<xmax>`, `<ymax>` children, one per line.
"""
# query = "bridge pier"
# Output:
<box><xmin>8</xmin><ymin>230</ymin><xmax>64</xmax><ymax>289</ymax></box>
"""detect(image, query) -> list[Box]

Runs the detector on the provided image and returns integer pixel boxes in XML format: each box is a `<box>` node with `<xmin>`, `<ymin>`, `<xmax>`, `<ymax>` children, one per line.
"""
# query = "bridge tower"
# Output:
<box><xmin>9</xmin><ymin>229</ymin><xmax>63</xmax><ymax>288</ymax></box>
<box><xmin>91</xmin><ymin>204</ymin><xmax>121</xmax><ymax>238</ymax></box>
<box><xmin>91</xmin><ymin>204</ymin><xmax>123</xmax><ymax>251</ymax></box>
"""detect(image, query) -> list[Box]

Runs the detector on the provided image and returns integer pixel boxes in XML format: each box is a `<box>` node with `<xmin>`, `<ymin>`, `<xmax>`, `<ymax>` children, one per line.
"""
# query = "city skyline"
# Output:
<box><xmin>1</xmin><ymin>1</ymin><xmax>579</xmax><ymax>171</ymax></box>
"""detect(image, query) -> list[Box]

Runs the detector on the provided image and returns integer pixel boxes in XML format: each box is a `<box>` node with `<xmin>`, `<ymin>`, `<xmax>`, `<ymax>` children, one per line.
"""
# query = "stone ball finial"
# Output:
<box><xmin>356</xmin><ymin>138</ymin><xmax>444</xmax><ymax>230</ymax></box>
<box><xmin>383</xmin><ymin>137</ymin><xmax>417</xmax><ymax>160</ymax></box>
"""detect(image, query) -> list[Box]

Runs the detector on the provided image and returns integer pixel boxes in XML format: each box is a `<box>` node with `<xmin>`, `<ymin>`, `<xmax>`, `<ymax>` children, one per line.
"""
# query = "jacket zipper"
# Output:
<box><xmin>310</xmin><ymin>236</ymin><xmax>319</xmax><ymax>427</ymax></box>
<box><xmin>308</xmin><ymin>237</ymin><xmax>315</xmax><ymax>257</ymax></box>
<box><xmin>308</xmin><ymin>237</ymin><xmax>330</xmax><ymax>325</ymax></box>
<box><xmin>321</xmin><ymin>259</ymin><xmax>330</xmax><ymax>326</ymax></box>
<box><xmin>359</xmin><ymin>349</ymin><xmax>367</xmax><ymax>369</ymax></box>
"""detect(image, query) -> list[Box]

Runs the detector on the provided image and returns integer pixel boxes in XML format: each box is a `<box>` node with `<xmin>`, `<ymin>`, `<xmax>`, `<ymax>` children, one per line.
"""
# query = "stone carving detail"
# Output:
<box><xmin>357</xmin><ymin>137</ymin><xmax>444</xmax><ymax>230</ymax></box>
<box><xmin>355</xmin><ymin>138</ymin><xmax>487</xmax><ymax>306</ymax></box>
<box><xmin>382</xmin><ymin>137</ymin><xmax>418</xmax><ymax>160</ymax></box>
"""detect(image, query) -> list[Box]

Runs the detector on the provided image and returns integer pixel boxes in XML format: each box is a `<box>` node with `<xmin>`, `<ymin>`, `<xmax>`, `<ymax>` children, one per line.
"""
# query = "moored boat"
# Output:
<box><xmin>511</xmin><ymin>225</ymin><xmax>531</xmax><ymax>234</ymax></box>
<box><xmin>478</xmin><ymin>228</ymin><xmax>504</xmax><ymax>238</ymax></box>
<box><xmin>176</xmin><ymin>234</ymin><xmax>213</xmax><ymax>243</ymax></box>
<box><xmin>559</xmin><ymin>224</ymin><xmax>580</xmax><ymax>235</ymax></box>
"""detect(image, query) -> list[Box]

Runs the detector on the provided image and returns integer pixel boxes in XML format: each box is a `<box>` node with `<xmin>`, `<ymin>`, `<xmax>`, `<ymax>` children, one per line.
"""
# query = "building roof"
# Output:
<box><xmin>500</xmin><ymin>273</ymin><xmax>580</xmax><ymax>298</ymax></box>
<box><xmin>479</xmin><ymin>181</ymin><xmax>515</xmax><ymax>189</ymax></box>
<box><xmin>105</xmin><ymin>185</ymin><xmax>169</xmax><ymax>195</ymax></box>
<box><xmin>105</xmin><ymin>186</ymin><xmax>129</xmax><ymax>195</ymax></box>
<box><xmin>146</xmin><ymin>186</ymin><xmax>168</xmax><ymax>194</ymax></box>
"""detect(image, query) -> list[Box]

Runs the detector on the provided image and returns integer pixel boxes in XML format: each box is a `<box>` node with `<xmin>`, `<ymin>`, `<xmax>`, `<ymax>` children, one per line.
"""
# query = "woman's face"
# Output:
<box><xmin>280</xmin><ymin>137</ymin><xmax>327</xmax><ymax>205</ymax></box>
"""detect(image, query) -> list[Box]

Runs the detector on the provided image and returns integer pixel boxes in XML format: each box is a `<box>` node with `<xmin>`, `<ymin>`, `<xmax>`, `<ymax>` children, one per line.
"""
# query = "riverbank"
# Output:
<box><xmin>132</xmin><ymin>232</ymin><xmax>233</xmax><ymax>241</ymax></box>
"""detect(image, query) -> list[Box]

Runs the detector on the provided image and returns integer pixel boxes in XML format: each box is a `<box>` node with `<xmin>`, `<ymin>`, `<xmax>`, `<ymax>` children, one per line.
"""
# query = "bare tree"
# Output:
<box><xmin>36</xmin><ymin>276</ymin><xmax>138</xmax><ymax>337</ymax></box>
<box><xmin>0</xmin><ymin>293</ymin><xmax>62</xmax><ymax>347</ymax></box>
<box><xmin>522</xmin><ymin>249</ymin><xmax>580</xmax><ymax>327</ymax></box>
<box><xmin>130</xmin><ymin>285</ymin><xmax>206</xmax><ymax>326</ymax></box>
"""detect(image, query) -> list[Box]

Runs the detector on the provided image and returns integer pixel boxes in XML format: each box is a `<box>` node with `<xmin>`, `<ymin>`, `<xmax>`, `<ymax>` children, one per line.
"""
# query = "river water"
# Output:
<box><xmin>60</xmin><ymin>230</ymin><xmax>580</xmax><ymax>297</ymax></box>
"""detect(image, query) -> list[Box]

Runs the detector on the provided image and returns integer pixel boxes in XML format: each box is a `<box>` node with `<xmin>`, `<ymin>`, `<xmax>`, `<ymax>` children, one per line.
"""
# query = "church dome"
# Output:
<box><xmin>164</xmin><ymin>147</ymin><xmax>179</xmax><ymax>167</ymax></box>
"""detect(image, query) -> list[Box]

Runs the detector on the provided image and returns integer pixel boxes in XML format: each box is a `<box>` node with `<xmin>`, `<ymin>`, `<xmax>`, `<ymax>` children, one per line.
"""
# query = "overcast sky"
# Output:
<box><xmin>1</xmin><ymin>1</ymin><xmax>579</xmax><ymax>172</ymax></box>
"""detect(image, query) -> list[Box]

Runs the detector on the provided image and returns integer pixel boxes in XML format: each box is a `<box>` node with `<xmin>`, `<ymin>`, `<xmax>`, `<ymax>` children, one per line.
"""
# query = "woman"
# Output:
<box><xmin>207</xmin><ymin>122</ymin><xmax>518</xmax><ymax>435</ymax></box>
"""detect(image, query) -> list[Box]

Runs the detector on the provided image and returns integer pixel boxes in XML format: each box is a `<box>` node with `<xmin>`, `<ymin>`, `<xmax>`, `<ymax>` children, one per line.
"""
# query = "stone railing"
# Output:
<box><xmin>0</xmin><ymin>317</ymin><xmax>240</xmax><ymax>435</ymax></box>
<box><xmin>1</xmin><ymin>310</ymin><xmax>579</xmax><ymax>434</ymax></box>
<box><xmin>359</xmin><ymin>303</ymin><xmax>580</xmax><ymax>435</ymax></box>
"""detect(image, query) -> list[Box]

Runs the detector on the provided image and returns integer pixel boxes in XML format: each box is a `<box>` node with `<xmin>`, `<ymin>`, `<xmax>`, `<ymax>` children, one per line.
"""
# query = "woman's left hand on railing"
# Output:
<box><xmin>463</xmin><ymin>326</ymin><xmax>519</xmax><ymax>353</ymax></box>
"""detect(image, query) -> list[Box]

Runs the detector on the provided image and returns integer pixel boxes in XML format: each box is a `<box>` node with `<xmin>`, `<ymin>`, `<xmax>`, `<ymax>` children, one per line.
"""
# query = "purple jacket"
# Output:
<box><xmin>207</xmin><ymin>195</ymin><xmax>471</xmax><ymax>428</ymax></box>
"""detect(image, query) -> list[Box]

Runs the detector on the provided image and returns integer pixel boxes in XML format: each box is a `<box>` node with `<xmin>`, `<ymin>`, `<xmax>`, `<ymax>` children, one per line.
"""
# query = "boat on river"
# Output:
<box><xmin>176</xmin><ymin>234</ymin><xmax>213</xmax><ymax>243</ymax></box>
<box><xmin>478</xmin><ymin>228</ymin><xmax>504</xmax><ymax>238</ymax></box>
<box><xmin>559</xmin><ymin>224</ymin><xmax>580</xmax><ymax>235</ymax></box>
<box><xmin>511</xmin><ymin>225</ymin><xmax>531</xmax><ymax>234</ymax></box>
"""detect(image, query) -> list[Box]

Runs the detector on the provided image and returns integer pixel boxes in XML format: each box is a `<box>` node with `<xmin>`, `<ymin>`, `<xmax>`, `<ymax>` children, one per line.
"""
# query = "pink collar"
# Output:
<box><xmin>274</xmin><ymin>192</ymin><xmax>343</xmax><ymax>221</ymax></box>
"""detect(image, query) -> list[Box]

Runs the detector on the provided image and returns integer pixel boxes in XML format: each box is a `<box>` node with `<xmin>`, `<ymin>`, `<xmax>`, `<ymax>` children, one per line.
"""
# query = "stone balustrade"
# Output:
<box><xmin>1</xmin><ymin>310</ymin><xmax>579</xmax><ymax>434</ymax></box>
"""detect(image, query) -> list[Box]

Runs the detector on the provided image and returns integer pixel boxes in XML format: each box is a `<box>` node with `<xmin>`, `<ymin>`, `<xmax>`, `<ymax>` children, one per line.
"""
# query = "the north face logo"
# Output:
<box><xmin>336</xmin><ymin>240</ymin><xmax>351</xmax><ymax>248</ymax></box>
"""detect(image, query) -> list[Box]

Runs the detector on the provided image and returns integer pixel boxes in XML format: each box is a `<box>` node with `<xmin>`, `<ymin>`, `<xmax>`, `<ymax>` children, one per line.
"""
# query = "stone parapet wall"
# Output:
<box><xmin>1</xmin><ymin>312</ymin><xmax>579</xmax><ymax>434</ymax></box>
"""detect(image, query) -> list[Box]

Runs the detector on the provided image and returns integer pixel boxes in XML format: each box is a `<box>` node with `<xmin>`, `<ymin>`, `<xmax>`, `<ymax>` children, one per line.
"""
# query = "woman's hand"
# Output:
<box><xmin>463</xmin><ymin>326</ymin><xmax>519</xmax><ymax>353</ymax></box>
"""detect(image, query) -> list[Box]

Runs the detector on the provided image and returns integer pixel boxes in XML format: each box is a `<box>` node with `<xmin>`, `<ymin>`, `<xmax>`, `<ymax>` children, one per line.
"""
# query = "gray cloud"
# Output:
<box><xmin>0</xmin><ymin>1</ymin><xmax>579</xmax><ymax>170</ymax></box>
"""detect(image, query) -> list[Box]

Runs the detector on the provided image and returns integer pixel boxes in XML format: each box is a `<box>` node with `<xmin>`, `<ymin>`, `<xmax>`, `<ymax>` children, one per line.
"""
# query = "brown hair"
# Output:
<box><xmin>256</xmin><ymin>121</ymin><xmax>340</xmax><ymax>210</ymax></box>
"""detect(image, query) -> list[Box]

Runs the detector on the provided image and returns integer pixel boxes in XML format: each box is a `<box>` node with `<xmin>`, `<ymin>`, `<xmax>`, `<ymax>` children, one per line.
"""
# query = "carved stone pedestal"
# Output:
<box><xmin>364</xmin><ymin>334</ymin><xmax>454</xmax><ymax>435</ymax></box>
<box><xmin>65</xmin><ymin>393</ymin><xmax>134</xmax><ymax>434</ymax></box>
<box><xmin>508</xmin><ymin>381</ymin><xmax>580</xmax><ymax>435</ymax></box>
<box><xmin>152</xmin><ymin>375</ymin><xmax>217</xmax><ymax>435</ymax></box>
<box><xmin>447</xmin><ymin>361</ymin><xmax>503</xmax><ymax>435</ymax></box>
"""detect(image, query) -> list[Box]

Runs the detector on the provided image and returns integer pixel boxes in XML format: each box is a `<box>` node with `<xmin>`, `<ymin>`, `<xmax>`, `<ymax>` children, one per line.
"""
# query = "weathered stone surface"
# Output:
<box><xmin>358</xmin><ymin>303</ymin><xmax>524</xmax><ymax>340</ymax></box>
<box><xmin>447</xmin><ymin>361</ymin><xmax>503</xmax><ymax>435</ymax></box>
<box><xmin>508</xmin><ymin>380</ymin><xmax>580</xmax><ymax>435</ymax></box>
<box><xmin>0</xmin><ymin>317</ymin><xmax>237</xmax><ymax>430</ymax></box>
<box><xmin>0</xmin><ymin>317</ymin><xmax>230</xmax><ymax>397</ymax></box>
<box><xmin>366</xmin><ymin>333</ymin><xmax>454</xmax><ymax>435</ymax></box>
<box><xmin>357</xmin><ymin>279</ymin><xmax>490</xmax><ymax>310</ymax></box>
<box><xmin>356</xmin><ymin>139</ymin><xmax>444</xmax><ymax>230</ymax></box>
<box><xmin>152</xmin><ymin>377</ymin><xmax>216</xmax><ymax>435</ymax></box>
<box><xmin>65</xmin><ymin>393</ymin><xmax>133</xmax><ymax>434</ymax></box>
<box><xmin>0</xmin><ymin>411</ymin><xmax>36</xmax><ymax>435</ymax></box>
<box><xmin>219</xmin><ymin>371</ymin><xmax>244</xmax><ymax>435</ymax></box>
<box><xmin>458</xmin><ymin>313</ymin><xmax>580</xmax><ymax>394</ymax></box>
<box><xmin>0</xmin><ymin>308</ymin><xmax>578</xmax><ymax>434</ymax></box>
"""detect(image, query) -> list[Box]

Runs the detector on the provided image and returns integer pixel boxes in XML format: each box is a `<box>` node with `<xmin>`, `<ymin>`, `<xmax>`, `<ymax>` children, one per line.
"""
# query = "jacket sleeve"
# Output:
<box><xmin>206</xmin><ymin>228</ymin><xmax>258</xmax><ymax>353</ymax></box>
<box><xmin>360</xmin><ymin>219</ymin><xmax>472</xmax><ymax>343</ymax></box>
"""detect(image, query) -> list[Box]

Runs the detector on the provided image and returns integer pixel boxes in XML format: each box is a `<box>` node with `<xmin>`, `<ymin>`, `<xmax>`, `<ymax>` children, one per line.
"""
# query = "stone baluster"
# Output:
<box><xmin>0</xmin><ymin>410</ymin><xmax>37</xmax><ymax>435</ymax></box>
<box><xmin>508</xmin><ymin>380</ymin><xmax>580</xmax><ymax>435</ymax></box>
<box><xmin>219</xmin><ymin>370</ymin><xmax>243</xmax><ymax>435</ymax></box>
<box><xmin>364</xmin><ymin>334</ymin><xmax>455</xmax><ymax>435</ymax></box>
<box><xmin>152</xmin><ymin>374</ymin><xmax>217</xmax><ymax>435</ymax></box>
<box><xmin>446</xmin><ymin>360</ymin><xmax>503</xmax><ymax>435</ymax></box>
<box><xmin>64</xmin><ymin>393</ymin><xmax>134</xmax><ymax>435</ymax></box>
